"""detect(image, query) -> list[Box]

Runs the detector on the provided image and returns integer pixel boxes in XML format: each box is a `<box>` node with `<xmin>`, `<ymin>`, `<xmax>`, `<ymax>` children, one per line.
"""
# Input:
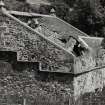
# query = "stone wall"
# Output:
<box><xmin>0</xmin><ymin>56</ymin><xmax>74</xmax><ymax>105</ymax></box>
<box><xmin>38</xmin><ymin>16</ymin><xmax>88</xmax><ymax>39</ymax></box>
<box><xmin>0</xmin><ymin>52</ymin><xmax>105</xmax><ymax>105</ymax></box>
<box><xmin>74</xmin><ymin>67</ymin><xmax>105</xmax><ymax>100</ymax></box>
<box><xmin>0</xmin><ymin>12</ymin><xmax>74</xmax><ymax>73</ymax></box>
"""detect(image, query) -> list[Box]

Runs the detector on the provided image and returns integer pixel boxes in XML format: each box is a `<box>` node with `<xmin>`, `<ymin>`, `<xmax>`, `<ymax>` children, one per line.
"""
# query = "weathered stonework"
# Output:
<box><xmin>0</xmin><ymin>5</ymin><xmax>105</xmax><ymax>105</ymax></box>
<box><xmin>0</xmin><ymin>11</ymin><xmax>74</xmax><ymax>73</ymax></box>
<box><xmin>74</xmin><ymin>52</ymin><xmax>96</xmax><ymax>74</ymax></box>
<box><xmin>74</xmin><ymin>67</ymin><xmax>105</xmax><ymax>99</ymax></box>
<box><xmin>0</xmin><ymin>58</ymin><xmax>74</xmax><ymax>105</ymax></box>
<box><xmin>11</xmin><ymin>12</ymin><xmax>99</xmax><ymax>74</ymax></box>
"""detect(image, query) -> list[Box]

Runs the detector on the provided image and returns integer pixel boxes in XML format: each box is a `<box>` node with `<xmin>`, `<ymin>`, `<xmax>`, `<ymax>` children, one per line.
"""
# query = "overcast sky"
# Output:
<box><xmin>27</xmin><ymin>0</ymin><xmax>51</xmax><ymax>5</ymax></box>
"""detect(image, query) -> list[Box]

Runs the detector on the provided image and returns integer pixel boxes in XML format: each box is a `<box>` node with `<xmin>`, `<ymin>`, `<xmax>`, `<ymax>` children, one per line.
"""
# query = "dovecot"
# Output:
<box><xmin>0</xmin><ymin>1</ymin><xmax>105</xmax><ymax>105</ymax></box>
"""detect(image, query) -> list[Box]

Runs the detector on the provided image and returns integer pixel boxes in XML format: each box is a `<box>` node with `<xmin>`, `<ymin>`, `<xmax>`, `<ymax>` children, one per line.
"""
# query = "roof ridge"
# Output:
<box><xmin>8</xmin><ymin>10</ymin><xmax>54</xmax><ymax>18</ymax></box>
<box><xmin>3</xmin><ymin>10</ymin><xmax>75</xmax><ymax>58</ymax></box>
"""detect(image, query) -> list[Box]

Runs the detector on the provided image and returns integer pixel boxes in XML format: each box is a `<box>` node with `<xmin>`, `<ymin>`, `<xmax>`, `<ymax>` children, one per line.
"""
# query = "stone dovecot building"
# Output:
<box><xmin>0</xmin><ymin>0</ymin><xmax>105</xmax><ymax>104</ymax></box>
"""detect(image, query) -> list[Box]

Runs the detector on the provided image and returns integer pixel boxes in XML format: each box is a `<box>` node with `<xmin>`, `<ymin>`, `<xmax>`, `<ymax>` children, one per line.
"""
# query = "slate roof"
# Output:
<box><xmin>3</xmin><ymin>9</ymin><xmax>75</xmax><ymax>58</ymax></box>
<box><xmin>7</xmin><ymin>9</ymin><xmax>104</xmax><ymax>54</ymax></box>
<box><xmin>7</xmin><ymin>10</ymin><xmax>91</xmax><ymax>52</ymax></box>
<box><xmin>8</xmin><ymin>10</ymin><xmax>89</xmax><ymax>40</ymax></box>
<box><xmin>1</xmin><ymin>1</ymin><xmax>103</xmax><ymax>53</ymax></box>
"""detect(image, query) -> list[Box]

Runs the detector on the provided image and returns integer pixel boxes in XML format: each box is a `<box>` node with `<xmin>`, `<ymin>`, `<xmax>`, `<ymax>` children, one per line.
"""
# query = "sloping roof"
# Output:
<box><xmin>8</xmin><ymin>10</ymin><xmax>103</xmax><ymax>52</ymax></box>
<box><xmin>38</xmin><ymin>17</ymin><xmax>89</xmax><ymax>40</ymax></box>
<box><xmin>7</xmin><ymin>10</ymin><xmax>91</xmax><ymax>53</ymax></box>
<box><xmin>8</xmin><ymin>10</ymin><xmax>89</xmax><ymax>40</ymax></box>
<box><xmin>3</xmin><ymin>9</ymin><xmax>75</xmax><ymax>57</ymax></box>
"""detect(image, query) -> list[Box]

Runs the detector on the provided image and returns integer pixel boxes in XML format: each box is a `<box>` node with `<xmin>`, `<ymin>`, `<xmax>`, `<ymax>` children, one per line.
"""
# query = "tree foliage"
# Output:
<box><xmin>48</xmin><ymin>0</ymin><xmax>105</xmax><ymax>37</ymax></box>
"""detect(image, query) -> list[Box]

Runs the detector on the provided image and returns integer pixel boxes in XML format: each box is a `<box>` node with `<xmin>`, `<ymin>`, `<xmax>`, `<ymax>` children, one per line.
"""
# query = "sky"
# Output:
<box><xmin>26</xmin><ymin>0</ymin><xmax>51</xmax><ymax>5</ymax></box>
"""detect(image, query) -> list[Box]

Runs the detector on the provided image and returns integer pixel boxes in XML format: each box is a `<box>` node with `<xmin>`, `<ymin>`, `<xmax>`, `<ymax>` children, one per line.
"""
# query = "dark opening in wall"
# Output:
<box><xmin>38</xmin><ymin>70</ymin><xmax>74</xmax><ymax>82</ymax></box>
<box><xmin>73</xmin><ymin>43</ymin><xmax>86</xmax><ymax>57</ymax></box>
<box><xmin>0</xmin><ymin>51</ymin><xmax>17</xmax><ymax>73</ymax></box>
<box><xmin>59</xmin><ymin>38</ymin><xmax>67</xmax><ymax>43</ymax></box>
<box><xmin>0</xmin><ymin>51</ymin><xmax>40</xmax><ymax>72</ymax></box>
<box><xmin>62</xmin><ymin>36</ymin><xmax>86</xmax><ymax>57</ymax></box>
<box><xmin>0</xmin><ymin>51</ymin><xmax>17</xmax><ymax>62</ymax></box>
<box><xmin>12</xmin><ymin>61</ymin><xmax>40</xmax><ymax>72</ymax></box>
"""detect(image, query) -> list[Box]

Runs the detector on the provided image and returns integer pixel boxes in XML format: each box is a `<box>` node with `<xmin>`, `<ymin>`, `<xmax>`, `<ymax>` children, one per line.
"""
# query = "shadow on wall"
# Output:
<box><xmin>0</xmin><ymin>51</ymin><xmax>74</xmax><ymax>83</ymax></box>
<box><xmin>0</xmin><ymin>51</ymin><xmax>39</xmax><ymax>72</ymax></box>
<box><xmin>0</xmin><ymin>51</ymin><xmax>17</xmax><ymax>73</ymax></box>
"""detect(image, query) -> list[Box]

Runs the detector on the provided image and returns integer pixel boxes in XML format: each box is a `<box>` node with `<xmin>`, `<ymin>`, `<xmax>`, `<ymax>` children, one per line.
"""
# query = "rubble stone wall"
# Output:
<box><xmin>74</xmin><ymin>67</ymin><xmax>105</xmax><ymax>100</ymax></box>
<box><xmin>1</xmin><ymin>10</ymin><xmax>105</xmax><ymax>105</ymax></box>
<box><xmin>0</xmin><ymin>52</ymin><xmax>105</xmax><ymax>105</ymax></box>
<box><xmin>0</xmin><ymin>13</ymin><xmax>74</xmax><ymax>73</ymax></box>
<box><xmin>0</xmin><ymin>58</ymin><xmax>74</xmax><ymax>105</ymax></box>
